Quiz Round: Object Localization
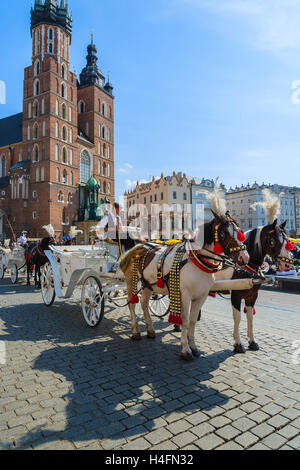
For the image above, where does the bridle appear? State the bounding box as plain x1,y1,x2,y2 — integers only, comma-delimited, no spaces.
264,226,294,266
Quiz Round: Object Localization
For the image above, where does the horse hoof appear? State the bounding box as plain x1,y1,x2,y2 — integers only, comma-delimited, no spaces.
191,348,200,358
147,332,156,339
249,341,260,351
131,333,142,341
180,352,194,361
234,343,246,354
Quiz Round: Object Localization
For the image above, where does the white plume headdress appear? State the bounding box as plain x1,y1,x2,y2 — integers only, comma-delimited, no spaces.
251,189,281,223
42,224,55,238
4,239,10,248
69,226,83,239
206,177,227,216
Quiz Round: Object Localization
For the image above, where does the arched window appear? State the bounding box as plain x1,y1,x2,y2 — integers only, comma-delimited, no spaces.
62,64,66,79
78,101,85,114
102,126,106,140
42,122,46,137
34,79,40,96
107,146,110,159
56,79,59,95
58,191,63,202
41,99,45,114
56,122,59,138
62,126,67,141
36,167,39,182
33,100,39,118
33,144,39,162
63,170,67,184
103,143,107,158
80,150,91,183
103,162,106,177
70,128,73,143
35,29,40,56
70,171,74,186
102,102,107,117
103,181,107,194
34,59,40,76
107,183,111,195
48,28,54,54
62,207,67,224
0,156,6,178
28,103,32,119
62,103,67,120
62,147,67,164
61,83,66,99
56,168,60,182
41,167,45,181
107,164,111,178
68,193,72,203
33,123,38,140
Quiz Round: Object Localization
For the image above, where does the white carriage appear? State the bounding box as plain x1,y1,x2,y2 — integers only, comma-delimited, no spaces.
41,243,170,327
0,245,26,284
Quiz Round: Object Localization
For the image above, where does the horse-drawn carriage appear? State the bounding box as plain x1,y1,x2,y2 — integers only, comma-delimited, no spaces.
0,245,27,284
40,242,171,327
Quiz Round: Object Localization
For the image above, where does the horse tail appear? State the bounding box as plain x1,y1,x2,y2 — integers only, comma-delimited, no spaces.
119,244,147,273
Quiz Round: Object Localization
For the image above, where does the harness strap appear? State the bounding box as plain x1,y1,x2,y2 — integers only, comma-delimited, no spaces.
188,243,221,274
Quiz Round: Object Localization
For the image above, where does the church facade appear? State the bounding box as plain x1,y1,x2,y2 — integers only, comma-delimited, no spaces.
0,0,115,241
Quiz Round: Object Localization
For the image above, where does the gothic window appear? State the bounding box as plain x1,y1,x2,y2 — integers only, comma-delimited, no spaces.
103,144,107,158
0,156,5,178
107,146,110,159
42,144,45,160
98,161,101,175
62,64,66,80
98,100,101,112
36,167,39,182
27,148,31,160
33,144,39,162
35,29,40,56
109,106,112,119
107,164,110,178
62,103,67,120
56,168,60,182
109,129,112,142
70,171,74,186
80,150,91,183
41,99,45,114
42,122,46,137
69,107,72,122
78,101,85,114
62,170,67,184
33,100,39,118
34,79,40,96
70,149,73,165
62,147,67,164
27,125,30,140
103,162,106,177
62,207,68,224
34,59,40,76
28,103,32,119
55,144,59,161
41,167,45,181
58,191,63,202
102,126,106,140
61,83,66,99
70,128,73,143
62,126,67,142
102,103,107,117
56,122,59,138
48,28,54,54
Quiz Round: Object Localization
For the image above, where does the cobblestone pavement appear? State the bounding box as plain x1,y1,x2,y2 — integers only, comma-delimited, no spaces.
0,276,300,450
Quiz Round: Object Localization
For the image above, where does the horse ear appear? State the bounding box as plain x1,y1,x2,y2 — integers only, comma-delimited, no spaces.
280,220,287,230
272,219,278,228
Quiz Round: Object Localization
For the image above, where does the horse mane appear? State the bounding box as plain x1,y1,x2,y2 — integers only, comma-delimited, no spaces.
205,177,227,216
245,228,258,256
251,189,281,223
42,224,55,238
203,221,214,246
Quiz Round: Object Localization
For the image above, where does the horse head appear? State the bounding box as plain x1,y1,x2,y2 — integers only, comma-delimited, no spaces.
259,220,294,271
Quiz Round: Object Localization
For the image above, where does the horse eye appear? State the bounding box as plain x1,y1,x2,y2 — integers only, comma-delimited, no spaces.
219,232,225,240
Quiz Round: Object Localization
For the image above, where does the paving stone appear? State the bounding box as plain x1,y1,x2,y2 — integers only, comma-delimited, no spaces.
195,433,225,450
172,431,196,448
216,425,241,441
252,423,274,439
235,432,259,448
278,425,300,440
262,434,287,450
146,428,173,445
123,438,151,450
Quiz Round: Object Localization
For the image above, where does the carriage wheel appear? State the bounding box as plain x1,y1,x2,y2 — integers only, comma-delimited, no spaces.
0,263,5,280
149,294,170,318
11,264,18,284
81,277,105,328
41,263,56,307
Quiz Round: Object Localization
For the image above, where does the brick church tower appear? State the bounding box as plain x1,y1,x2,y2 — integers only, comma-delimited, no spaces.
0,0,115,241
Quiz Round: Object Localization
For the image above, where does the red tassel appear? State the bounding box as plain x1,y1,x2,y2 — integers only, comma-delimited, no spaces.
285,241,294,251
30,265,34,271
168,313,175,324
209,292,216,298
168,313,182,325
244,306,256,316
131,295,139,305
237,231,246,242
156,278,165,289
213,243,223,254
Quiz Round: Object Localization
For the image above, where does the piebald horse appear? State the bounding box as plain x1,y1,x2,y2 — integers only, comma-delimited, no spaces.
214,189,294,353
120,211,250,360
26,225,55,287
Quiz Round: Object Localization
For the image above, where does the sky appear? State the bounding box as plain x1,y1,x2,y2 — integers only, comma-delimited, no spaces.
1,0,300,199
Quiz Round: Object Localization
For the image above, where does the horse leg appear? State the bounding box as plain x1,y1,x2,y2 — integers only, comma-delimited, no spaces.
124,271,141,341
231,293,245,353
245,306,259,351
140,288,155,339
180,296,193,361
27,264,30,286
188,298,206,357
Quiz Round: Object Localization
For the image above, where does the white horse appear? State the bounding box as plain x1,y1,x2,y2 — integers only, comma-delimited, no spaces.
120,207,250,360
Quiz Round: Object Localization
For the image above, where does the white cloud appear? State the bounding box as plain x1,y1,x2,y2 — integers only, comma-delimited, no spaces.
119,163,134,174
178,0,300,52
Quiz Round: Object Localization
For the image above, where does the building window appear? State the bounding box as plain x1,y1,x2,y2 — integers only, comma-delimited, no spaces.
62,147,67,164
173,191,177,200
41,167,45,181
56,168,60,182
70,171,74,186
35,29,40,56
42,144,45,160
70,149,73,165
62,170,67,184
78,101,85,114
41,99,45,114
34,79,40,96
0,156,6,178
103,162,107,177
34,59,40,76
32,211,37,220
102,102,107,117
80,150,91,183
56,122,59,138
35,168,39,182
33,100,39,118
61,83,66,99
62,126,67,142
42,121,46,137
33,145,39,162
102,126,106,140
103,143,107,158
58,191,63,202
68,193,72,204
62,34,67,60
28,103,32,119
62,103,67,120
69,107,72,122
183,193,187,201
48,28,54,54
55,144,59,161
70,128,73,143
62,64,66,79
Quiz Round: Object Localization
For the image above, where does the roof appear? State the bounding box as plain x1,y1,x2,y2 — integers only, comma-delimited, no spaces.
10,160,30,171
0,176,10,189
0,113,23,148
77,128,94,145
